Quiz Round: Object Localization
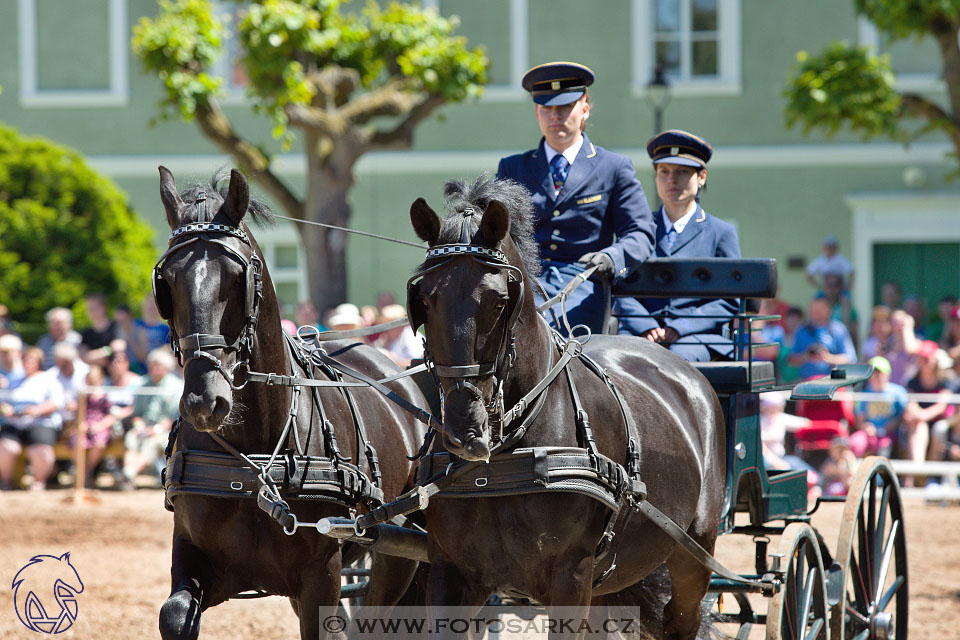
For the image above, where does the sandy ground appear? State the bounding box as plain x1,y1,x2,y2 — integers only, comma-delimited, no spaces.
0,488,957,639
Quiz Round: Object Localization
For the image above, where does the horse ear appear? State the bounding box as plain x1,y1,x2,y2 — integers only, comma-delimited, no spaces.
158,166,184,229
222,169,250,226
480,200,510,245
410,198,441,244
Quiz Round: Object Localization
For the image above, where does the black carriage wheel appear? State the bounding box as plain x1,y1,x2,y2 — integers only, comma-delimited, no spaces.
766,523,830,640
831,457,908,640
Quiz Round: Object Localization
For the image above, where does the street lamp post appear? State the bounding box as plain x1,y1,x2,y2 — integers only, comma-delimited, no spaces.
646,66,672,135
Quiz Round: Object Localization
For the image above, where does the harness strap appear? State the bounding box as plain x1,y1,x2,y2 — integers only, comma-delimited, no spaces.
536,263,600,313
315,351,442,429
434,363,497,378
299,316,410,342
500,338,581,430
637,501,770,590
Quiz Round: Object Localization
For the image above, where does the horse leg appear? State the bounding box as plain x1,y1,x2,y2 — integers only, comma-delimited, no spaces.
543,554,595,640
298,552,343,640
662,541,714,640
426,560,489,639
160,537,212,640
362,553,419,608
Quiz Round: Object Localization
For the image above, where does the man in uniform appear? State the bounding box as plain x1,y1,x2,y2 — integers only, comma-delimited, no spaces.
496,61,655,334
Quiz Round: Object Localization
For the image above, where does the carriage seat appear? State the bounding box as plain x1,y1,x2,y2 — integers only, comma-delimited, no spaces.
692,360,775,393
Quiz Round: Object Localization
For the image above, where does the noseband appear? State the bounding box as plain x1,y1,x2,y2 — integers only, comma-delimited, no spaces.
153,221,264,389
407,240,525,437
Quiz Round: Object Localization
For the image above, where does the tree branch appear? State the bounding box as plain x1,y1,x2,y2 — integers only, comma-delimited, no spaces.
900,93,960,151
338,79,418,126
195,97,303,219
360,94,446,151
284,103,347,136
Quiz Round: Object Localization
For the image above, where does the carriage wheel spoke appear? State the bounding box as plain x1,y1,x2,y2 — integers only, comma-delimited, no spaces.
804,618,824,640
798,567,816,633
850,629,870,640
877,575,906,612
875,519,899,599
866,486,877,591
848,545,869,611
845,604,870,626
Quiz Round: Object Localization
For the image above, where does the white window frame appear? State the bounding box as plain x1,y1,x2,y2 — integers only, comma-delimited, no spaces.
255,224,309,315
18,0,128,107
858,18,943,93
421,0,528,102
631,0,741,98
211,1,251,106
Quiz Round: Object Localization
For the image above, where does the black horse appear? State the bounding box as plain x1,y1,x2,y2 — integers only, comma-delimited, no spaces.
408,176,726,639
155,167,426,639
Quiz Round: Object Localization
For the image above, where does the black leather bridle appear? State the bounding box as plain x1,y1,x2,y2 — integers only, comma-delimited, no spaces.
407,239,525,437
153,220,263,389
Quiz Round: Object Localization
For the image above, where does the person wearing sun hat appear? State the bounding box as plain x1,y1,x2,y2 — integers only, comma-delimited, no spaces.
496,61,655,335
616,129,741,362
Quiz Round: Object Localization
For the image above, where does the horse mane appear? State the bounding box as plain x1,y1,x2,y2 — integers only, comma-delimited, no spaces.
441,175,541,278
178,169,275,227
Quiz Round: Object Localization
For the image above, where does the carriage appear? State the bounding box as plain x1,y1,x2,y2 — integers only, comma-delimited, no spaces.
156,169,906,640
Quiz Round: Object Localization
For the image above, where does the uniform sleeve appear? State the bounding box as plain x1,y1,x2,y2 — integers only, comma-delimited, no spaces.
600,156,655,282
664,222,742,337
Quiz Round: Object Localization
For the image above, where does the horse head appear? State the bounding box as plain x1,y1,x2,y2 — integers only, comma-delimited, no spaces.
154,166,274,432
408,177,540,461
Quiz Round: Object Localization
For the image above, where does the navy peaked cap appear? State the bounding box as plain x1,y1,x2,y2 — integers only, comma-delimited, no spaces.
522,61,595,106
647,129,713,168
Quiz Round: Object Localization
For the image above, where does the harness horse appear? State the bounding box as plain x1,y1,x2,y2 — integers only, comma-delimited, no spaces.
399,177,727,639
153,167,427,640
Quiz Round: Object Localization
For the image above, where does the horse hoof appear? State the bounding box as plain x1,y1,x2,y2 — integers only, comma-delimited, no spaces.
159,589,201,640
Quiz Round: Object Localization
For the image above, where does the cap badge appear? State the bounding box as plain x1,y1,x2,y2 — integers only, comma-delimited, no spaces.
670,146,679,155
551,81,560,90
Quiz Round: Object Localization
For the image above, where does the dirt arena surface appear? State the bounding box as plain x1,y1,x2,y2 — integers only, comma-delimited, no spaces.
0,489,957,639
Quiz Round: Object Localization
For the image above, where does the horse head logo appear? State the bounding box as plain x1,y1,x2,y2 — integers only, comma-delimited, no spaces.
12,553,84,634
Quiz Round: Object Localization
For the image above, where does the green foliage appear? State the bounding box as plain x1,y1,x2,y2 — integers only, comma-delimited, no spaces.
783,42,905,140
132,0,226,120
856,0,960,40
132,0,487,135
0,125,156,341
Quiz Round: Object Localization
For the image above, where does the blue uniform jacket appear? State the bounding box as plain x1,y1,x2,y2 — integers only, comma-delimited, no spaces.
619,204,741,352
496,134,655,282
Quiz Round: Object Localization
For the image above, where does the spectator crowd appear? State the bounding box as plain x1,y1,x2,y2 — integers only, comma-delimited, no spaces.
1,236,958,498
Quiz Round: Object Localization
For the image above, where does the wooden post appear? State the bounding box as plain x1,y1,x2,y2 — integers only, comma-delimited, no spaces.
63,390,100,504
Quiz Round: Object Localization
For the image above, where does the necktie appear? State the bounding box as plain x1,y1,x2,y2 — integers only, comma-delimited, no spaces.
551,154,570,194
665,227,678,252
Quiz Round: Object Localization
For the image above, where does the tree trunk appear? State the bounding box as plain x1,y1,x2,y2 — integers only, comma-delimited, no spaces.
302,132,359,313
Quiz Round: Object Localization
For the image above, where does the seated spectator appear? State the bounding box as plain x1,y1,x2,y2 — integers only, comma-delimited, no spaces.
885,309,920,386
68,365,130,488
106,340,140,406
36,307,82,370
850,356,906,458
0,334,26,390
901,341,955,468
805,235,854,290
929,295,958,344
374,304,424,368
79,293,122,367
903,296,928,340
121,349,182,488
789,297,857,381
861,305,893,361
295,300,325,331
778,306,805,384
360,305,379,328
326,304,364,333
129,295,170,375
941,304,960,362
760,392,817,478
817,272,858,347
819,436,859,496
881,281,902,311
0,304,13,336
50,342,91,430
114,304,135,343
0,347,64,490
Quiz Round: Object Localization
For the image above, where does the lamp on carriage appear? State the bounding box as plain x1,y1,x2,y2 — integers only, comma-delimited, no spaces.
646,66,671,134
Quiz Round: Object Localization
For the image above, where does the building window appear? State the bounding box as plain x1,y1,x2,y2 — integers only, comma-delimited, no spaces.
18,0,128,107
255,228,309,319
858,19,942,93
212,2,250,102
632,0,741,97
421,0,528,100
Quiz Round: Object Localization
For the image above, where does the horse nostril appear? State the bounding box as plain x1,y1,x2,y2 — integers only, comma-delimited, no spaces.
211,396,231,422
